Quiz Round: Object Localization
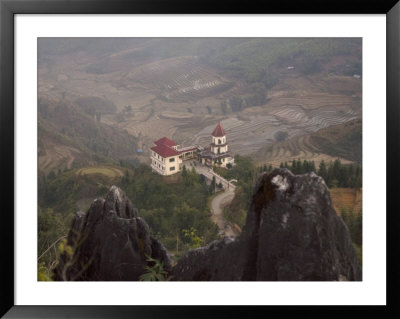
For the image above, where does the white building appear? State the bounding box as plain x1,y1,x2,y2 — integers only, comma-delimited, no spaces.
150,137,198,176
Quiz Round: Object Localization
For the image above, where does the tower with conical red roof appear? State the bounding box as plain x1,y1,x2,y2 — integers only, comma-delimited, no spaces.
199,122,234,168
211,122,228,155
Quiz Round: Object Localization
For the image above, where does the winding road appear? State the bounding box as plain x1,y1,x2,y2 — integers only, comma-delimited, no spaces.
210,189,238,237
184,162,240,237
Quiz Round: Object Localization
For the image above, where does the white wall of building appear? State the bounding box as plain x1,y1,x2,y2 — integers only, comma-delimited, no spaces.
151,151,181,176
212,136,226,145
212,135,228,155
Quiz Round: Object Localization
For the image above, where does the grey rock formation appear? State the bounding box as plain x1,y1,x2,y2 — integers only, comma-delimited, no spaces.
241,169,361,281
172,169,361,281
55,169,361,281
171,236,244,281
54,186,172,281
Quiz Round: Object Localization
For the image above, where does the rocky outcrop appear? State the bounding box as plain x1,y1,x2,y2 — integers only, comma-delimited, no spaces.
171,236,244,281
172,169,361,281
53,186,172,281
55,168,361,281
241,169,361,281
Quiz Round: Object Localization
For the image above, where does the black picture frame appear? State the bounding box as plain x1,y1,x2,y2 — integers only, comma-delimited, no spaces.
1,0,399,318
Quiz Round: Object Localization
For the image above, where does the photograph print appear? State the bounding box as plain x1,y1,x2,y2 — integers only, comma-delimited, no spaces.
37,38,362,281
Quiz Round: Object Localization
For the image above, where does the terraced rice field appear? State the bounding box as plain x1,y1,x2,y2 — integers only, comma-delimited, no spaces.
126,56,233,102
38,144,82,172
272,106,359,129
76,166,124,178
187,103,360,157
268,93,358,110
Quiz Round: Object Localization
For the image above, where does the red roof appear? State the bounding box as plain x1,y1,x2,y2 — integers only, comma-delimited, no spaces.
151,144,180,158
154,137,177,147
212,122,226,137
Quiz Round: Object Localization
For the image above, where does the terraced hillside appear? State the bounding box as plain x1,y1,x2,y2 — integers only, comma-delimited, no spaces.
185,109,360,159
252,119,362,167
38,38,362,171
125,56,234,102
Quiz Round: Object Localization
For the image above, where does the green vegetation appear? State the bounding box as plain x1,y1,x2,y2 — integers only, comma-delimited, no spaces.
76,166,123,178
341,209,362,267
119,164,219,254
182,227,204,249
37,206,70,278
279,159,362,189
341,209,362,247
38,163,220,278
223,187,247,229
74,96,117,116
139,256,169,281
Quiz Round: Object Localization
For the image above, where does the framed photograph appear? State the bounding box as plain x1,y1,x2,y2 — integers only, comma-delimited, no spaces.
1,0,399,318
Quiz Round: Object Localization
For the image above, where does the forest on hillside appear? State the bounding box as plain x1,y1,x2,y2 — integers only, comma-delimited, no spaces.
38,155,362,280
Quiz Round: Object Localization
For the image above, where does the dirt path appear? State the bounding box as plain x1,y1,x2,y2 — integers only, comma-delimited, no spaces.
210,190,238,237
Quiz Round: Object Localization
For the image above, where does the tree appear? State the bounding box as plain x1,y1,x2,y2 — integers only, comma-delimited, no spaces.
210,176,216,194
181,165,188,180
299,54,322,75
229,96,243,112
318,160,328,181
182,227,204,249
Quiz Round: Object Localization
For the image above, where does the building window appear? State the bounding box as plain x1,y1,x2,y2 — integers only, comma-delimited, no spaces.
162,166,165,171
218,139,221,144
170,166,175,171
169,158,175,162
222,158,225,162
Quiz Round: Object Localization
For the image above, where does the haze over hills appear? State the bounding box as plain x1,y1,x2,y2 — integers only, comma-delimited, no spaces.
38,38,363,279
38,38,362,173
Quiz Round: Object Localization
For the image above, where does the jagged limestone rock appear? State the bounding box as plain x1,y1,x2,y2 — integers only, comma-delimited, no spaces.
55,169,361,281
173,169,361,281
241,169,361,281
171,236,244,281
54,186,172,281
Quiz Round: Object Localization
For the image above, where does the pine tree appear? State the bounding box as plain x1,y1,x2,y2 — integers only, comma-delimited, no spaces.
318,160,328,181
